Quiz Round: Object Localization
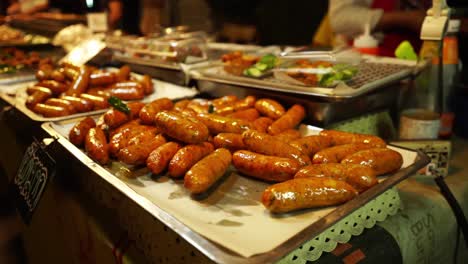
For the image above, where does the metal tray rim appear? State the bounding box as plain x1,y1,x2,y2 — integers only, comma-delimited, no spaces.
41,120,430,264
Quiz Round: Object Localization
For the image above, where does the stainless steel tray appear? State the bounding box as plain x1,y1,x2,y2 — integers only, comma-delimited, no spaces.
0,71,35,85
41,119,429,264
191,61,413,101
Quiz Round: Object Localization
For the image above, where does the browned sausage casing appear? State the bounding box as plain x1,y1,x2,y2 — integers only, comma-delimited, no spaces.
341,148,403,175
116,65,131,82
85,127,109,165
45,98,76,114
139,98,174,124
184,148,232,194
80,93,109,110
213,133,245,151
232,150,300,182
212,95,238,108
214,95,256,115
32,103,71,117
65,67,91,96
69,117,96,147
109,122,148,155
116,133,167,165
26,88,52,109
312,143,375,164
103,102,145,129
242,130,311,166
227,108,260,122
154,111,209,144
90,72,116,86
294,164,378,193
197,113,253,134
273,129,302,143
37,80,69,95
140,75,154,95
261,177,358,213
252,117,273,133
289,135,332,157
173,99,190,112
254,98,285,119
26,86,51,95
267,104,306,135
61,96,94,112
146,142,182,175
319,130,386,147
168,142,214,178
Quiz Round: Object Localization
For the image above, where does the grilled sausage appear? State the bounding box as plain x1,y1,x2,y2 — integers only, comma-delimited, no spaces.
184,148,232,194
212,95,238,108
116,133,166,165
116,65,131,82
227,108,260,122
173,99,190,112
147,142,182,175
35,68,52,81
312,143,375,164
139,98,174,124
267,104,306,135
341,148,403,175
294,164,378,193
154,111,209,144
232,150,300,182
103,102,143,129
214,95,256,115
186,99,209,114
139,75,154,95
109,86,145,100
50,70,66,82
36,80,68,95
242,130,310,166
213,133,245,151
26,88,52,109
32,103,71,117
289,135,332,157
69,117,96,147
254,98,285,119
61,96,94,112
80,93,109,110
252,117,274,133
65,67,91,96
26,86,51,95
261,177,358,213
109,122,148,156
168,142,214,178
85,127,109,165
197,113,253,134
319,130,386,147
59,67,79,80
273,129,302,143
90,72,116,86
45,98,76,114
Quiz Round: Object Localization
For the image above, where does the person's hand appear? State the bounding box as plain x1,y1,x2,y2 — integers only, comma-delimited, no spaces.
7,3,21,15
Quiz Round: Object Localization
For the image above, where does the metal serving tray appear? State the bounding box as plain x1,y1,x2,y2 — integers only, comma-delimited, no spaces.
0,76,198,122
0,71,35,85
191,61,413,101
41,119,429,264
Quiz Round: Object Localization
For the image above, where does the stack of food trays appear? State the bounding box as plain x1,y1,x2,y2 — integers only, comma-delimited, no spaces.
0,63,198,122
0,25,50,47
190,51,415,125
41,95,429,262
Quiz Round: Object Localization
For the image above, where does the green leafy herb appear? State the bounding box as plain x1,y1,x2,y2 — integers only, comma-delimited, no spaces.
108,96,130,114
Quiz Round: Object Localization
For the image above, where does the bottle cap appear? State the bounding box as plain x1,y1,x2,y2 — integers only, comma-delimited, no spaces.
447,19,461,34
353,23,378,48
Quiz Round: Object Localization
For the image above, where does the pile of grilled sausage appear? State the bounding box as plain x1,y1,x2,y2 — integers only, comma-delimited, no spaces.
26,64,153,117
68,95,403,214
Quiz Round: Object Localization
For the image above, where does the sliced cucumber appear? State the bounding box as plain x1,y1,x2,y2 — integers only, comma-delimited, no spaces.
245,67,263,77
254,62,268,71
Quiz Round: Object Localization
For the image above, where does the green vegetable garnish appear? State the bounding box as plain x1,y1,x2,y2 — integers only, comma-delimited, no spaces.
108,96,130,114
243,54,278,78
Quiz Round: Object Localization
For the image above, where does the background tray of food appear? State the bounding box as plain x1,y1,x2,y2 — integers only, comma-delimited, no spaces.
0,25,51,47
190,59,413,100
41,95,428,263
0,65,198,122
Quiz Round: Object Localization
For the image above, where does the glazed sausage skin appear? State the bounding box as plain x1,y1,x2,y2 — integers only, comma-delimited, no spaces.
232,150,300,182
261,177,358,213
85,127,109,165
90,72,116,86
45,98,76,114
227,108,260,122
69,117,96,147
312,143,375,164
294,164,378,193
254,98,285,119
103,102,145,129
80,93,109,110
213,133,245,152
212,95,238,108
184,148,232,194
289,135,332,157
154,111,209,144
65,67,91,96
140,75,154,95
36,80,68,95
116,65,131,82
267,104,306,135
252,117,273,133
26,88,52,109
173,99,190,112
116,133,167,165
341,148,403,175
214,95,256,115
139,98,174,124
168,142,214,178
61,96,94,112
32,103,70,117
197,113,253,135
273,129,302,143
319,130,386,147
146,142,182,175
242,130,311,166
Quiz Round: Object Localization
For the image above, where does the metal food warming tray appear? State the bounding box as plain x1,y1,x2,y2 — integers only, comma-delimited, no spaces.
41,119,429,264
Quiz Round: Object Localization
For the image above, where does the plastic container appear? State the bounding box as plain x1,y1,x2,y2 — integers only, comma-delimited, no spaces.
353,24,379,55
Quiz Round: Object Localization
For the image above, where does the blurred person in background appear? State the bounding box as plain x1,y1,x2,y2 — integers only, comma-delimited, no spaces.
329,0,432,56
